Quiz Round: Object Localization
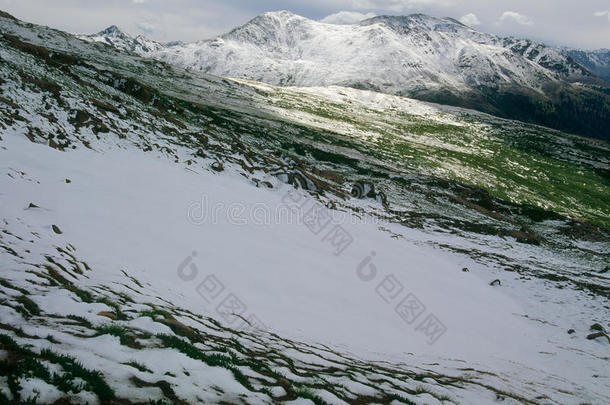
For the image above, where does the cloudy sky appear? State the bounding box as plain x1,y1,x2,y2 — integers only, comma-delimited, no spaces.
1,0,609,49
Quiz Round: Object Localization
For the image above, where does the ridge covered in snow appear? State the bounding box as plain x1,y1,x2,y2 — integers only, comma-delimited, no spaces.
151,11,590,89
79,25,165,55
82,10,610,140
564,48,610,82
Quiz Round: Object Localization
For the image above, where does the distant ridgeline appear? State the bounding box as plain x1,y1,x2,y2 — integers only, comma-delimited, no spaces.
409,79,610,142
85,12,610,140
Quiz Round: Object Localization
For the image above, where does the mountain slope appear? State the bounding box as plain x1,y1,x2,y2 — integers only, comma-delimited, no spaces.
79,25,165,54
564,48,610,83
101,10,610,140
1,10,609,404
152,11,591,88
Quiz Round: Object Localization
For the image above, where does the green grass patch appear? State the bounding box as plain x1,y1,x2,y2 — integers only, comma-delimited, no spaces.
97,323,141,349
295,387,330,405
95,297,125,319
140,309,172,319
66,314,93,328
0,333,114,401
122,361,153,373
156,333,254,391
0,278,30,295
16,295,40,316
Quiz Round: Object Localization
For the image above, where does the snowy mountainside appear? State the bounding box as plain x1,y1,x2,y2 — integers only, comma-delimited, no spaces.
1,10,609,404
151,11,582,89
564,48,610,82
110,10,610,140
79,25,165,55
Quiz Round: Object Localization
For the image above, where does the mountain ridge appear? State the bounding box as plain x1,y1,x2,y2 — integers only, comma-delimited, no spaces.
79,24,165,55
564,48,610,82
82,10,610,140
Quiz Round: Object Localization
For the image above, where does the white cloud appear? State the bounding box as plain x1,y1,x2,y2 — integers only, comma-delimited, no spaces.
320,11,376,24
350,0,450,13
136,21,157,34
459,13,481,26
499,11,533,26
594,10,610,21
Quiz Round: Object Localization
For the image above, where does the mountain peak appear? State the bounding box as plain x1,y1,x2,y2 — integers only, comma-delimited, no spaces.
242,10,306,27
360,13,468,33
363,13,442,23
82,25,164,54
222,10,310,44
259,10,301,21
97,25,129,38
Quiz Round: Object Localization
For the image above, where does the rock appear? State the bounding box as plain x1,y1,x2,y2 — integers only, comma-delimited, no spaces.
211,161,224,172
567,329,575,334
312,168,344,184
159,317,197,340
351,181,376,199
586,332,610,342
490,279,501,286
89,98,120,115
376,191,389,208
590,323,605,332
462,267,470,272
24,132,36,143
97,311,118,320
51,225,62,234
65,179,71,183
350,181,387,207
508,228,543,246
27,203,39,209
48,138,60,149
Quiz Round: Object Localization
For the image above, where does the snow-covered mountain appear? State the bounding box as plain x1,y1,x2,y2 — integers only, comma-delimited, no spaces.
83,11,610,140
79,25,165,54
564,48,610,82
154,12,586,89
1,9,609,404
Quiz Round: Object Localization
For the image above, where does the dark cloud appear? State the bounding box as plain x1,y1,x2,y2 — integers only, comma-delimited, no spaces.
0,0,608,49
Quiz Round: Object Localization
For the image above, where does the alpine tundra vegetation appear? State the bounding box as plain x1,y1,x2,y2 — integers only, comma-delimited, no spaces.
0,7,608,405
